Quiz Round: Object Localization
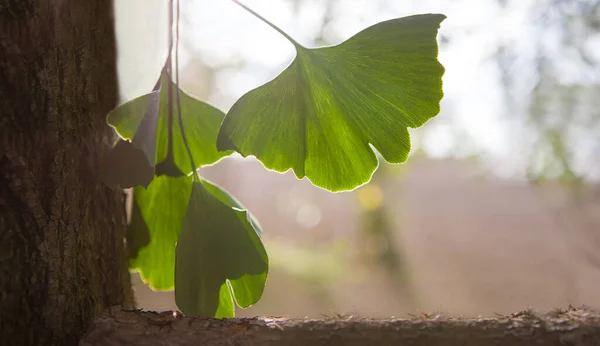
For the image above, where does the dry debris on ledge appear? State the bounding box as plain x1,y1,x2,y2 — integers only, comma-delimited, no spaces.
80,305,600,346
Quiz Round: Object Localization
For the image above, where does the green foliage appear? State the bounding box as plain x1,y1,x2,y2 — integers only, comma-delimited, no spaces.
218,14,446,191
101,68,230,188
99,139,155,189
175,180,268,318
100,1,445,318
128,175,192,290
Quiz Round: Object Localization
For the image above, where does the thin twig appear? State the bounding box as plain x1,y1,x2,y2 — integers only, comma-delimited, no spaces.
174,0,199,180
231,0,303,50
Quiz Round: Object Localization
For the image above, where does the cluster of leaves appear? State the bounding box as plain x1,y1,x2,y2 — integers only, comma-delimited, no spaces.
100,1,446,318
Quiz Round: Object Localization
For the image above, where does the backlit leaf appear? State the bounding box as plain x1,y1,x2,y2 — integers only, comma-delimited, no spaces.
175,180,268,318
218,14,445,192
128,175,192,290
100,67,231,188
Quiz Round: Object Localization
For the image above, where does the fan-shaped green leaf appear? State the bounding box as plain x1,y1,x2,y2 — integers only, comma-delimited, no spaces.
128,175,192,290
101,67,231,188
217,14,446,192
175,180,268,318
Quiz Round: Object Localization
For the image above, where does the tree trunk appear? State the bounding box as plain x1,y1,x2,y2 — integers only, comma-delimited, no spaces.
0,1,131,345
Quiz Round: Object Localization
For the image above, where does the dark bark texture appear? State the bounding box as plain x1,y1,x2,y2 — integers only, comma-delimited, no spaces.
0,1,131,345
82,306,600,346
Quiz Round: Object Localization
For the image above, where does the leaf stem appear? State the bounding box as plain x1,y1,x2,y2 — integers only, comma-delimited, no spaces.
173,0,200,181
231,0,303,50
164,0,176,169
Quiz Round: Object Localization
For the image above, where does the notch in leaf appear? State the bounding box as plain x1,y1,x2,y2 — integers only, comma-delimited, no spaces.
218,4,446,192
100,65,232,189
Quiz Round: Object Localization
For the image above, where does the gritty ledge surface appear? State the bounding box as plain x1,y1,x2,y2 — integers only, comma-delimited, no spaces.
79,305,600,346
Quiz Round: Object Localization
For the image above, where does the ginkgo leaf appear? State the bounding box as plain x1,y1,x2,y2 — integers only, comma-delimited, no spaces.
128,175,192,290
99,139,155,189
175,180,268,318
101,66,231,188
201,177,263,236
217,14,446,192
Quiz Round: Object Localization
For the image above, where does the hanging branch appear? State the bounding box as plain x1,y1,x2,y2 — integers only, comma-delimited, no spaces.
173,0,199,180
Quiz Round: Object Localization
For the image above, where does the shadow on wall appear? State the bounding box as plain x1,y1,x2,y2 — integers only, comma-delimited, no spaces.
132,157,600,317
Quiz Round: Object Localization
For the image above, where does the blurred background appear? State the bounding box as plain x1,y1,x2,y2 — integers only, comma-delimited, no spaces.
115,0,600,317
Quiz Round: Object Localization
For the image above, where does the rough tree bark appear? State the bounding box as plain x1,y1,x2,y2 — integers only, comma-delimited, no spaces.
0,1,131,345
